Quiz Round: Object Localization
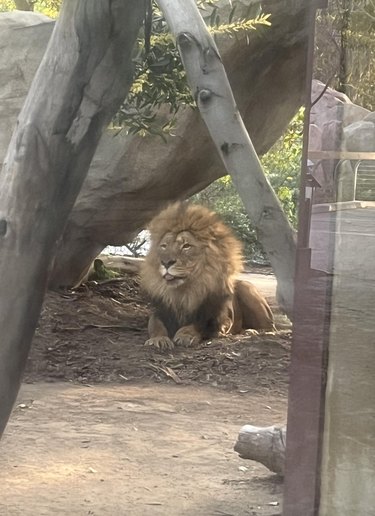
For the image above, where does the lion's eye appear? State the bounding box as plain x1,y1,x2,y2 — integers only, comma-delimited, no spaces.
160,243,167,250
182,243,191,250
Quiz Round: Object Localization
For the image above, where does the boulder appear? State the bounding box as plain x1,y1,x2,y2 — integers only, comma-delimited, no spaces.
0,7,310,287
319,119,344,202
343,120,375,152
0,12,53,164
308,124,322,152
309,80,373,203
310,80,369,129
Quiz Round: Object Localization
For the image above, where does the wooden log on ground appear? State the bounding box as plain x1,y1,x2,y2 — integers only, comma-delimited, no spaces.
234,424,287,476
76,255,143,286
100,255,144,275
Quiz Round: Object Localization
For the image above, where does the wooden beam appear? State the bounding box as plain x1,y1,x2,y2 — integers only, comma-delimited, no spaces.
283,0,330,514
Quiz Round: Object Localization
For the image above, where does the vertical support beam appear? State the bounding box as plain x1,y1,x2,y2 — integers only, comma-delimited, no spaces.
283,1,332,515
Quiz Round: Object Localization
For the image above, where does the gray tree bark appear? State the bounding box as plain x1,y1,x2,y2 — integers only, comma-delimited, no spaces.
157,0,299,316
234,424,287,476
0,0,145,437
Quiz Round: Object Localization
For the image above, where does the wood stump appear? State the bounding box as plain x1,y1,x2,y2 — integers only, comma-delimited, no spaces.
234,424,286,476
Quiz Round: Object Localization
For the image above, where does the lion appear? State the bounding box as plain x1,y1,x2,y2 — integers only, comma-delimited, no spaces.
140,202,274,350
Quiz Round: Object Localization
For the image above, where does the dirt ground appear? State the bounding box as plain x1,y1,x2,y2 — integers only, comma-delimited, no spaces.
1,271,290,516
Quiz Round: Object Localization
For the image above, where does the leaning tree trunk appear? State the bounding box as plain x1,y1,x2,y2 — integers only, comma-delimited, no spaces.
157,0,298,317
0,0,145,437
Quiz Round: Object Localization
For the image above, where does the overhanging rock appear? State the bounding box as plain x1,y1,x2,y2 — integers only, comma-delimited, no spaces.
0,7,309,287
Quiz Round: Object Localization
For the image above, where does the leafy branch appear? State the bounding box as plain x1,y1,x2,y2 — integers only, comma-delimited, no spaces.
210,14,271,35
115,1,271,138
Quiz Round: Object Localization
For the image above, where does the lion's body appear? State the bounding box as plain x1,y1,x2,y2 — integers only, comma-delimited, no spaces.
141,202,274,350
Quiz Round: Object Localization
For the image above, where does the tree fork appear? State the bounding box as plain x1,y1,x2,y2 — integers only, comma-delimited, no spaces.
0,0,146,437
157,0,298,317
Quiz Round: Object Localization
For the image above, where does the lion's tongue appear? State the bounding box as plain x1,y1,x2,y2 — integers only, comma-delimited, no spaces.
164,273,175,281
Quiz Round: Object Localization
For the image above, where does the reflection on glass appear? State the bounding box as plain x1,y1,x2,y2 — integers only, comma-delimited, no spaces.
284,2,375,515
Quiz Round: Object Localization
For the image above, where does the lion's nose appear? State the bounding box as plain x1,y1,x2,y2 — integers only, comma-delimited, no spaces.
162,260,176,268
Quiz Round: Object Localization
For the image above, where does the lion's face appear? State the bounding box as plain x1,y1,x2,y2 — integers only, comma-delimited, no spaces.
157,230,204,288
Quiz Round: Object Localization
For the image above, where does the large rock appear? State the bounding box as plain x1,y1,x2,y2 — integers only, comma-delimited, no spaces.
309,80,372,203
310,80,369,129
343,120,375,152
0,12,54,163
0,6,310,287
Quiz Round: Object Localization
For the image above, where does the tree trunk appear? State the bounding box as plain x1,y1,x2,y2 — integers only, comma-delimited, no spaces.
0,0,145,437
157,0,298,316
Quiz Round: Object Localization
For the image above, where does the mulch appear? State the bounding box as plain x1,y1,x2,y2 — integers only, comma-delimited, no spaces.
26,273,291,396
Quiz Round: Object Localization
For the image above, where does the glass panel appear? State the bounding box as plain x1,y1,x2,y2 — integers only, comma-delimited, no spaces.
309,2,375,514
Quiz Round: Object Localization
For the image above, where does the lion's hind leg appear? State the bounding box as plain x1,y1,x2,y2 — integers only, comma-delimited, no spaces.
234,280,275,332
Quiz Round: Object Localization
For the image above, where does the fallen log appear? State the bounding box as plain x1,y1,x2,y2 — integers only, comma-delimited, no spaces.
234,424,286,476
100,255,143,275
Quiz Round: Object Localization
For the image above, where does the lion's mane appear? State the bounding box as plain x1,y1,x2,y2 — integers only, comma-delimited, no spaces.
141,202,244,320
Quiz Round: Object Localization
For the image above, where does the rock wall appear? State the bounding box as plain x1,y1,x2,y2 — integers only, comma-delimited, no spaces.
0,6,310,287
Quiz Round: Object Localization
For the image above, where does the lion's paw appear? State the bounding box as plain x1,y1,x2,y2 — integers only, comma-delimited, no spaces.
173,332,200,348
244,329,259,336
144,336,174,351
